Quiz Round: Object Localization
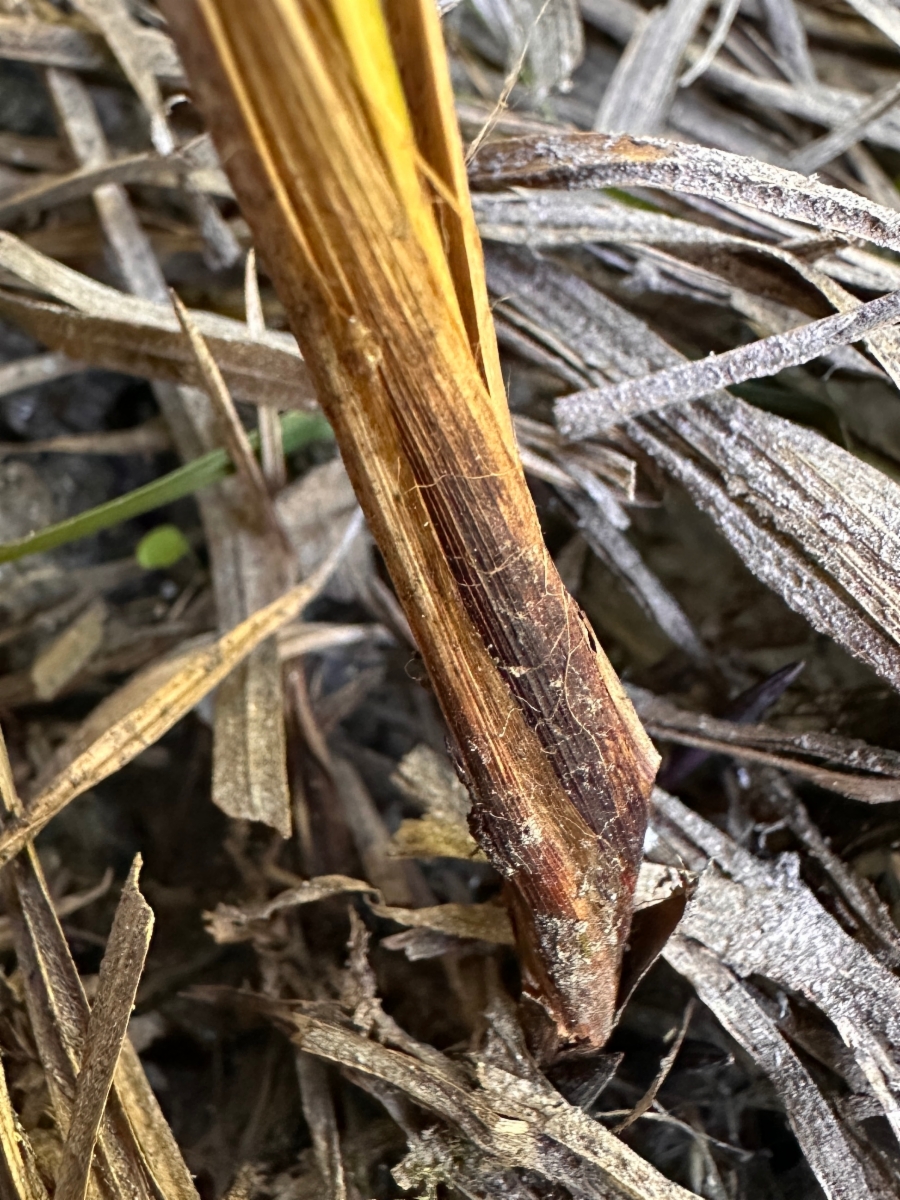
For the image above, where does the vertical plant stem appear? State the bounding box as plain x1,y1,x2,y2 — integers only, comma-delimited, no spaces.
161,0,658,1049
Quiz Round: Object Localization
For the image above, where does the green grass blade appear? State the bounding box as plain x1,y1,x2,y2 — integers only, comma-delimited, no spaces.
0,410,333,565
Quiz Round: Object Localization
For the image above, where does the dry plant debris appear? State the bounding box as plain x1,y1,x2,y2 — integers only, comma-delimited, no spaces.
1,0,900,1197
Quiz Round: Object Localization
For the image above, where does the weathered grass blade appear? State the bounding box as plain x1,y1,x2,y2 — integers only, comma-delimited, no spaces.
595,0,709,135
664,936,877,1200
287,1012,696,1200
0,724,198,1200
631,685,900,802
0,11,181,80
0,1052,48,1200
486,250,900,692
653,788,900,1142
55,859,154,1200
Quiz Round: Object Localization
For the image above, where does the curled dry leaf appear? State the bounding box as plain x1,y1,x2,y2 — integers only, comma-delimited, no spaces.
469,133,900,250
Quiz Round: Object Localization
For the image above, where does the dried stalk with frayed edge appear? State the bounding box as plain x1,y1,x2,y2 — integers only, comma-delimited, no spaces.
160,0,658,1050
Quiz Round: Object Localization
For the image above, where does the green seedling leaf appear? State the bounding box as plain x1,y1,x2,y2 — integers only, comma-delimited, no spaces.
0,410,332,566
136,524,190,570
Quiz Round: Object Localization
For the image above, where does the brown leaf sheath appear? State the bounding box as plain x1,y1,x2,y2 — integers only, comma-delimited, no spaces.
159,0,658,1049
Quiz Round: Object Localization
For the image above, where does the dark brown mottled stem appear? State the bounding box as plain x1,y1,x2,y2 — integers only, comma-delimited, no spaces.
160,0,658,1049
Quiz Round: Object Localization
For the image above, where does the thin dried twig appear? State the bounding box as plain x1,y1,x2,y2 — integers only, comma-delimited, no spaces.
613,999,696,1132
170,289,281,532
631,686,900,803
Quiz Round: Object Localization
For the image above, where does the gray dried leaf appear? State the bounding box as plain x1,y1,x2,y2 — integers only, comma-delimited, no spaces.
616,243,884,379
484,249,900,692
485,246,669,385
465,0,584,93
628,399,900,691
170,290,282,533
581,0,900,155
555,289,900,436
0,131,71,173
758,0,815,84
474,189,751,249
213,637,291,835
277,621,391,664
653,789,900,1137
245,249,286,491
790,79,900,176
44,65,299,842
0,148,227,227
613,999,695,1132
515,412,639,500
664,935,877,1200
0,237,315,410
469,133,900,249
0,416,170,458
70,0,239,267
205,874,377,944
482,208,892,382
595,0,710,135
572,496,710,663
0,350,82,401
0,10,182,80
841,0,900,53
768,777,900,967
678,0,740,87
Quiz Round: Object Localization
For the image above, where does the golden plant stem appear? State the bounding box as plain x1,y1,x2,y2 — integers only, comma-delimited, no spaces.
161,0,658,1049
